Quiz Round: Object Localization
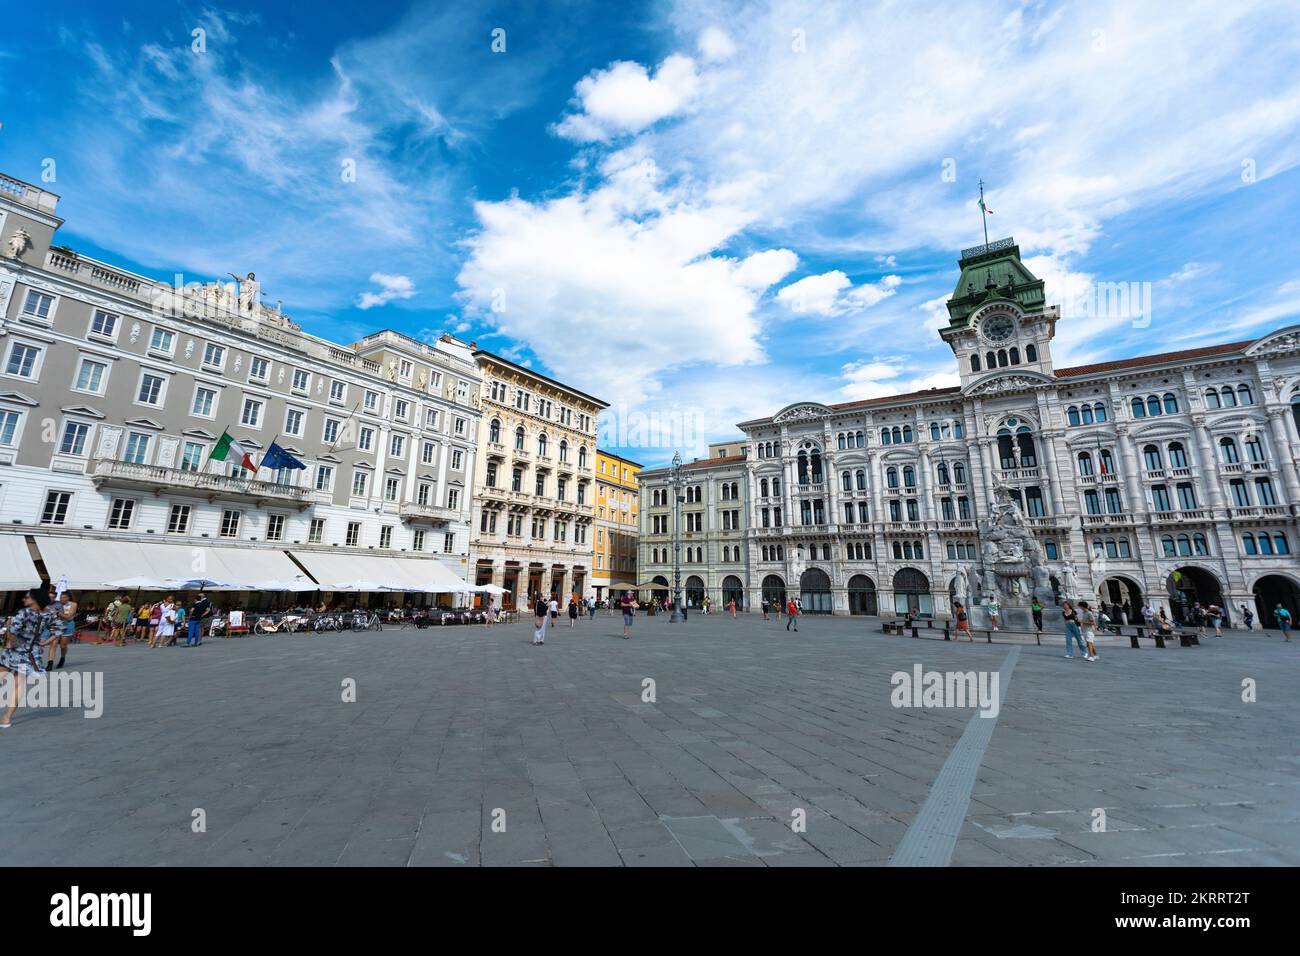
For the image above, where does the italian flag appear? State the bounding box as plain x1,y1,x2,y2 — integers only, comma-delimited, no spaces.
210,430,256,472
979,198,994,215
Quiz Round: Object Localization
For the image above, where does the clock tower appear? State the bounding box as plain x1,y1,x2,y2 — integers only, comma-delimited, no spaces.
938,236,1058,389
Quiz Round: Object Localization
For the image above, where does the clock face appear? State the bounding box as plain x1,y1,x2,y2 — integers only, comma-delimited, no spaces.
983,314,1015,342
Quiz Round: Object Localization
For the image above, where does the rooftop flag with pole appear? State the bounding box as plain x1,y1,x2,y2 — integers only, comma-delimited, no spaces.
210,429,256,472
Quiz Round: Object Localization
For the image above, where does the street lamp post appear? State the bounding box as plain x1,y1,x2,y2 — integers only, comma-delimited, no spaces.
670,451,684,623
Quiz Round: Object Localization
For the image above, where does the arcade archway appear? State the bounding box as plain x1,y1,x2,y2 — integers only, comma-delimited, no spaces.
761,574,787,609
1097,575,1143,623
847,574,877,615
1167,566,1224,624
721,575,745,610
893,568,932,615
1253,574,1300,630
800,568,833,614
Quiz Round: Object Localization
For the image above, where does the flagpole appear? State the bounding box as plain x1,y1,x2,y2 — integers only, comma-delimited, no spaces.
207,422,236,472
979,179,989,248
261,434,281,471
327,399,363,456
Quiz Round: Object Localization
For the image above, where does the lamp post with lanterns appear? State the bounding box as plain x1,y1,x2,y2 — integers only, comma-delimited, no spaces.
670,451,685,623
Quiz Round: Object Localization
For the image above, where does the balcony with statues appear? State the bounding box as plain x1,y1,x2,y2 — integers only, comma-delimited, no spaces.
91,458,312,508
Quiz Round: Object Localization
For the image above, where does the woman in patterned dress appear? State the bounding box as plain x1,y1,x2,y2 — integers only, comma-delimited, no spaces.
1,588,59,728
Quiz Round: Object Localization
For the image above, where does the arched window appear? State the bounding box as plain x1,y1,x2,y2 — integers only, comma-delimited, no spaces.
886,467,899,488
1143,444,1162,471
937,462,950,485
1067,406,1081,426
1168,442,1188,468
1081,405,1094,425
760,478,770,497
970,354,981,373
1259,534,1274,555
514,426,526,450
997,349,1008,367
881,428,891,445
855,469,866,490
1161,534,1176,557
953,462,967,484
558,439,568,462
1245,434,1265,462
1193,533,1209,555
930,423,941,441
537,434,548,457
1177,533,1192,556
1221,386,1236,408
1099,449,1116,475
578,446,587,467
1242,533,1257,555
902,465,916,487
1117,538,1132,558
1131,397,1147,418
489,418,501,443
1205,389,1221,409
1274,532,1290,554
1094,403,1107,422
1016,426,1037,467
855,431,865,447
772,477,780,495
902,426,913,443
841,471,852,492
1219,437,1240,464
1147,395,1161,417
986,351,996,370
1238,384,1253,405
1025,343,1038,362
1163,393,1179,414
997,429,1016,469
1078,452,1093,476
1009,346,1020,365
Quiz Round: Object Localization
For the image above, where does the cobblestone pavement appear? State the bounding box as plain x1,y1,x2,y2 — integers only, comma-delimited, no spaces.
2,613,1296,866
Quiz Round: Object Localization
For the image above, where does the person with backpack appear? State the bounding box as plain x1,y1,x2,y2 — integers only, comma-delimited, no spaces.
953,601,973,642
532,594,548,645
1241,604,1254,631
785,597,799,632
1207,604,1224,638
1275,604,1292,641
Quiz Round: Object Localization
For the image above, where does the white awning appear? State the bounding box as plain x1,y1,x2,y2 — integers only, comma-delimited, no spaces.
32,536,309,591
0,534,40,591
289,551,472,593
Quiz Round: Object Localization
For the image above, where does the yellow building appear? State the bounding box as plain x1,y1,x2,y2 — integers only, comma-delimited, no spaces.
592,450,641,602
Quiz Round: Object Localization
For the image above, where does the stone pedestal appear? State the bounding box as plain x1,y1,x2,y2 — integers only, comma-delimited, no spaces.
969,605,1063,631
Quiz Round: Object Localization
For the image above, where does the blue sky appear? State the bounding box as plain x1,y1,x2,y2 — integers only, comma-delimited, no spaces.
3,0,1299,468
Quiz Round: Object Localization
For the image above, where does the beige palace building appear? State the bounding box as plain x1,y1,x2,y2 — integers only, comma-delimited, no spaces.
466,345,607,608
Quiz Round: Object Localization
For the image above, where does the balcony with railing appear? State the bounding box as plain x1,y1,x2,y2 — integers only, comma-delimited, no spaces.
91,459,312,507
1081,512,1135,527
1227,504,1292,521
398,501,460,524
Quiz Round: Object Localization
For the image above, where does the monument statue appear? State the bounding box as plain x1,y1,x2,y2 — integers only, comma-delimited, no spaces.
966,479,1061,629
227,272,261,313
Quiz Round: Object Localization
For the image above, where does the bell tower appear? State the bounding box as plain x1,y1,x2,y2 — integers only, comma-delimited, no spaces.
938,236,1058,388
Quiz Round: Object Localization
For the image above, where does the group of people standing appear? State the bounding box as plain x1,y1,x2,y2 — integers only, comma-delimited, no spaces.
102,591,212,647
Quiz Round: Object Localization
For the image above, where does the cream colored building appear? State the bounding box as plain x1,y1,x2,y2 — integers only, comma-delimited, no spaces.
466,345,607,609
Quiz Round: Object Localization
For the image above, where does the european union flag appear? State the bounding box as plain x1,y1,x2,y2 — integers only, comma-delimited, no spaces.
260,442,306,472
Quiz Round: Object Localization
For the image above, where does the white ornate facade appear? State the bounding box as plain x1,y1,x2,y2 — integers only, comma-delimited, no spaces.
639,238,1300,625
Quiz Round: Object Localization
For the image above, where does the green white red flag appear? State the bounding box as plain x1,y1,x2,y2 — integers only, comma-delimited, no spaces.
210,430,256,471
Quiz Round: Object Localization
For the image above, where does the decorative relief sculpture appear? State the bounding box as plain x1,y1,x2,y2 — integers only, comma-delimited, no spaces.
4,227,32,259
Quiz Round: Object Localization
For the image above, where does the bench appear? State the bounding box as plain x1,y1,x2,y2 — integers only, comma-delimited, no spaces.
1117,625,1198,648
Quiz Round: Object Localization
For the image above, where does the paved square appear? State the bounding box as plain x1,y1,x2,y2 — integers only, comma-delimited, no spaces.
2,614,1297,866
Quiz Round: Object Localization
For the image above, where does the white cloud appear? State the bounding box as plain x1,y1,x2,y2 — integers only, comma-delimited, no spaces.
776,271,901,315
698,27,737,63
555,54,700,142
356,273,416,309
838,356,959,401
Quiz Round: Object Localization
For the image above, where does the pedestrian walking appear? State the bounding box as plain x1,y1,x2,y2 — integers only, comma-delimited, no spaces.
761,597,769,621
987,599,1001,631
1190,602,1206,639
785,597,799,632
620,590,636,639
1207,604,1224,638
548,595,558,629
567,597,578,628
108,592,132,646
589,598,598,622
1078,600,1099,662
186,592,210,646
1241,604,1254,631
0,588,59,729
953,601,973,642
44,589,77,670
1275,604,1292,640
1141,603,1154,628
1061,600,1088,659
727,598,737,618
532,594,548,645
1030,598,1044,632
151,595,177,648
